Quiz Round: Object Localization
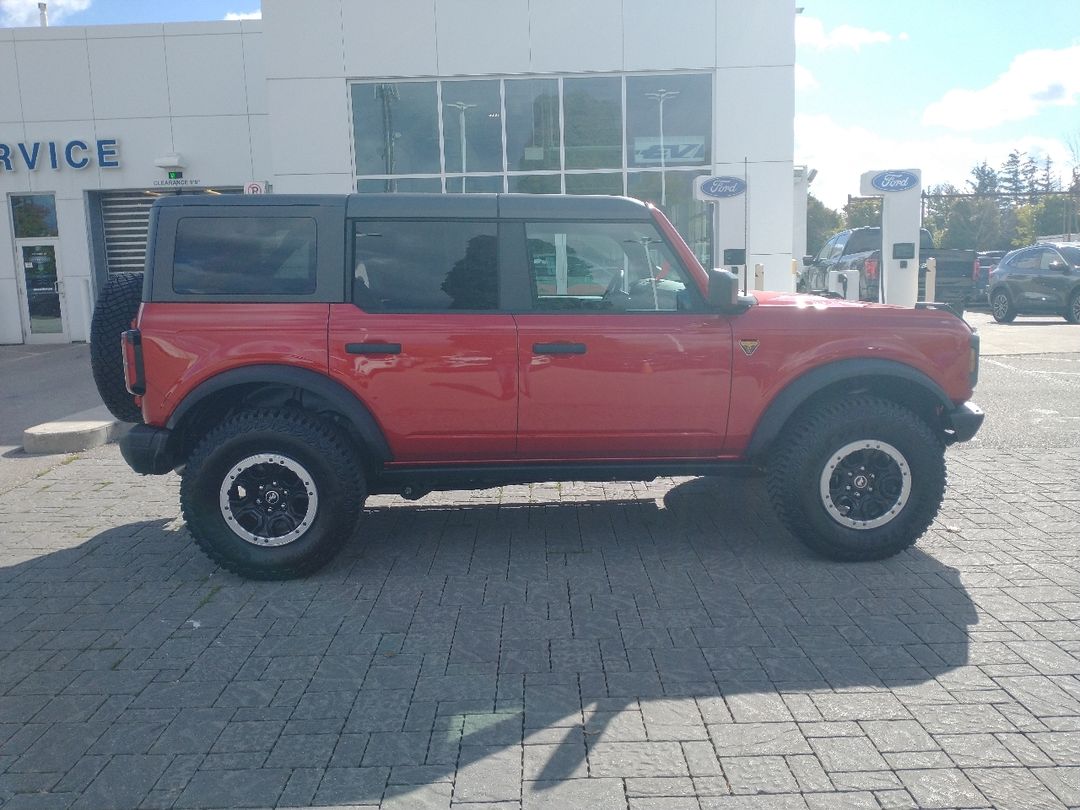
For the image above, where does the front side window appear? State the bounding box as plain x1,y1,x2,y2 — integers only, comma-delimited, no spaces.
352,220,498,311
525,221,698,312
172,217,317,295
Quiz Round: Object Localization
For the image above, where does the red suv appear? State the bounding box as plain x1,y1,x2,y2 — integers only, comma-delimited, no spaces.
91,194,983,579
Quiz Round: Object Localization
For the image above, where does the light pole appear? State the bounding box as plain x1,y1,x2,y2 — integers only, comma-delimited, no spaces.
445,101,477,192
644,89,679,206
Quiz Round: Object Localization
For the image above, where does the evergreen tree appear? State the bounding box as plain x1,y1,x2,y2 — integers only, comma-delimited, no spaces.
1041,156,1058,192
999,150,1025,201
967,162,998,195
1021,155,1040,202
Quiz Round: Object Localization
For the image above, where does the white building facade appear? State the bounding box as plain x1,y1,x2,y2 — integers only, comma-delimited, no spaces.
0,0,795,345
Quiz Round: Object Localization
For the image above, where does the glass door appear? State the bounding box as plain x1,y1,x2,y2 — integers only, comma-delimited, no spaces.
10,193,66,343
19,244,66,340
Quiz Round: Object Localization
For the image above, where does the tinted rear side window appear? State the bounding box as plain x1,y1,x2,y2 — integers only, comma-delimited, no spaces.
845,230,881,253
352,220,498,311
173,217,317,295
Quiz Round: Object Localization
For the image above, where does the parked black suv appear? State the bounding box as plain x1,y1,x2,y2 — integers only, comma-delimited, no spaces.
988,242,1080,323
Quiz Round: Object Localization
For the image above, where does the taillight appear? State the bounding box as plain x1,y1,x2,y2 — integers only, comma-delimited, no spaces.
122,329,145,396
972,259,980,281
865,257,878,280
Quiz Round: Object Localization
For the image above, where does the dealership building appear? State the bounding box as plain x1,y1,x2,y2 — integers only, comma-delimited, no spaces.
0,0,796,345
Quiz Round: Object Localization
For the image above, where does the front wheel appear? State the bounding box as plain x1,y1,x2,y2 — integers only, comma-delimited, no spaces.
991,289,1016,323
766,396,946,561
180,408,364,579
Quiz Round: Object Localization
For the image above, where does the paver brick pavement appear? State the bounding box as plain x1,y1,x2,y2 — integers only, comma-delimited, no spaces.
0,444,1079,807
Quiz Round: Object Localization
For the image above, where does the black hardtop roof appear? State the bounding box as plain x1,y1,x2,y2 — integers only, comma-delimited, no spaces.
152,193,654,221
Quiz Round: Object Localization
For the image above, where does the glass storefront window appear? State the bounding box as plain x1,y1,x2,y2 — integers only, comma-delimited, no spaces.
505,78,560,172
352,81,440,175
565,173,623,196
357,178,442,193
446,176,503,194
628,171,713,269
563,76,622,170
509,175,561,194
626,74,711,169
441,80,503,174
11,194,58,239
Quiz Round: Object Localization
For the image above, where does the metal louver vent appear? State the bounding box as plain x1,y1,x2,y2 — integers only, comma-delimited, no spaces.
101,192,155,273
101,189,243,274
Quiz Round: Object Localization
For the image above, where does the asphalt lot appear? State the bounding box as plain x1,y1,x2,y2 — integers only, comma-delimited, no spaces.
1,315,1079,809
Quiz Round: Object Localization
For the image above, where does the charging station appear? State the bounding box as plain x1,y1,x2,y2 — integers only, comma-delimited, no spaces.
859,168,922,307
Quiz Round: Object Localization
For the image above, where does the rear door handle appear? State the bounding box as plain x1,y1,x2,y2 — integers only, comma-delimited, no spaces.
533,342,586,355
346,342,401,355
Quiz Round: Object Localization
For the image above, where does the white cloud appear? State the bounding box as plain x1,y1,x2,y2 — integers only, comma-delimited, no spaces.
796,112,1071,209
224,10,261,21
795,64,819,92
923,44,1080,131
0,0,90,26
796,16,896,52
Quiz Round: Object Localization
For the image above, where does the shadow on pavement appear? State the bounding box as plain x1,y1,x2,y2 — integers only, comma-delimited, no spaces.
0,475,976,808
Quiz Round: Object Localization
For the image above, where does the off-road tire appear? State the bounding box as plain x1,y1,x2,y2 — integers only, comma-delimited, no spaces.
990,289,1017,323
89,271,144,423
766,396,946,561
180,408,364,579
1065,289,1080,324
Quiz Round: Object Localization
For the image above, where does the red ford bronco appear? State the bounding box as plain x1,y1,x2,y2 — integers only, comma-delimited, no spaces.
90,194,983,579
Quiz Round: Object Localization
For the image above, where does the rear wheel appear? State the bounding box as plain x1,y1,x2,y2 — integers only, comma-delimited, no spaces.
990,289,1016,323
1065,289,1080,324
180,408,364,579
766,396,945,561
89,272,144,423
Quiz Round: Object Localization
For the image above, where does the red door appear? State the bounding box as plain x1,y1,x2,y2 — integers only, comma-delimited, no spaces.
328,218,517,462
514,219,732,459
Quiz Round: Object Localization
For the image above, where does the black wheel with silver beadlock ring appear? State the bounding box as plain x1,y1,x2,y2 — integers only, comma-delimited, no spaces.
766,396,945,561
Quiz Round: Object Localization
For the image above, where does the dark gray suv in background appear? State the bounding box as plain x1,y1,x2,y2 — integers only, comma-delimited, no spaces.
989,242,1080,323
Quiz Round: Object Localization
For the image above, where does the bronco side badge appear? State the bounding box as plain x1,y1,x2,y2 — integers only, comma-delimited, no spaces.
739,339,760,357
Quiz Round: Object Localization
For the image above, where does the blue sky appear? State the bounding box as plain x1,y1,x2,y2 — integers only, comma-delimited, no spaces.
2,0,1077,209
796,0,1080,206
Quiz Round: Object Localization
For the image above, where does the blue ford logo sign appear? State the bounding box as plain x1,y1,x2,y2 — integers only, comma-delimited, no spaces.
871,170,918,193
699,176,746,198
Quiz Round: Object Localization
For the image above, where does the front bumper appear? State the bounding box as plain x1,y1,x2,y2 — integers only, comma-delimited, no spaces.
942,401,984,444
119,424,177,475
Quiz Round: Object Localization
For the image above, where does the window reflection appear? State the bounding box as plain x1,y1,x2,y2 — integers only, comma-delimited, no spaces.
11,194,59,239
626,74,711,168
352,82,440,176
442,80,502,174
563,76,622,170
505,78,560,171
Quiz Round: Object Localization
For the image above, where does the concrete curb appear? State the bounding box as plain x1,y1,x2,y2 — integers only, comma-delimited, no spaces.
22,405,131,455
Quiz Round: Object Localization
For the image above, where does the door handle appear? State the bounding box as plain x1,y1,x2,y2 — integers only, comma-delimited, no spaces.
346,342,401,355
533,342,586,355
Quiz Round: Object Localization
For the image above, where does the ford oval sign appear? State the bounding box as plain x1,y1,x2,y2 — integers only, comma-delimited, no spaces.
699,176,746,199
871,170,919,193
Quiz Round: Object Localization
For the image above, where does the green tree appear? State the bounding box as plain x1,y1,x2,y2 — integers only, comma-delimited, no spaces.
923,183,959,245
1013,203,1039,246
843,198,880,228
806,194,842,255
999,150,1025,201
1021,155,1040,202
940,196,1004,250
967,161,998,195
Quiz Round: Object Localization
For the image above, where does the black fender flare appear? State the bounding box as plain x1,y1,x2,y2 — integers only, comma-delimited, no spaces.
166,364,392,463
744,358,952,460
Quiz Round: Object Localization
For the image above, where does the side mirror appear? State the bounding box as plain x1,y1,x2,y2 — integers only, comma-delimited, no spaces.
802,255,814,267
707,269,740,312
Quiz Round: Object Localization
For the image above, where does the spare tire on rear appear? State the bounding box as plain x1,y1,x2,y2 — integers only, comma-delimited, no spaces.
90,272,144,424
